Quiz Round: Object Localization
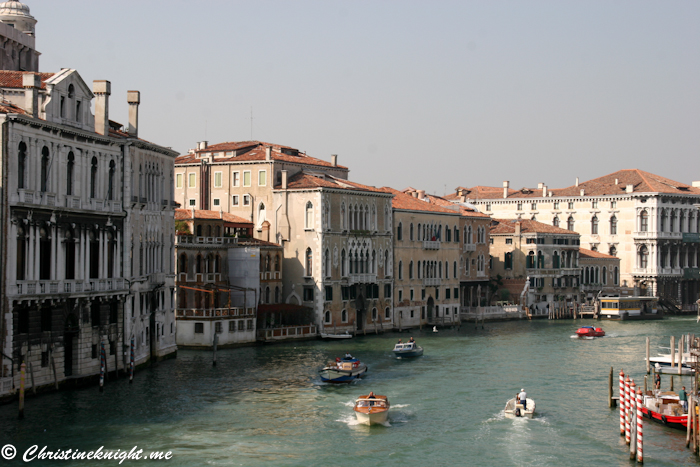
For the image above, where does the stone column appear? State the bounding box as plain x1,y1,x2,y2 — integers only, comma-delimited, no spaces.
33,223,40,280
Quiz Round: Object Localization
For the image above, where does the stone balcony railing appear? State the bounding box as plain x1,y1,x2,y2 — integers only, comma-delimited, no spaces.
423,277,441,286
349,273,377,285
633,231,683,241
259,325,317,341
175,236,239,246
175,307,256,318
10,278,127,296
463,243,476,252
14,190,122,213
423,240,440,250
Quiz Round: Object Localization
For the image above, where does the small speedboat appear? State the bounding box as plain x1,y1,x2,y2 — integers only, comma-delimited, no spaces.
320,331,353,339
392,342,423,358
319,355,367,383
575,326,605,338
353,393,390,425
504,398,536,419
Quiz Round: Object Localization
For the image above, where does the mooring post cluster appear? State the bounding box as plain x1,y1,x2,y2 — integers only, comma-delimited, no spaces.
618,369,643,463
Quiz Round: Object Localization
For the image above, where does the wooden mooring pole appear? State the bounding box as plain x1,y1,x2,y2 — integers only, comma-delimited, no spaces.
213,332,218,367
608,367,613,408
646,337,650,374
19,362,25,419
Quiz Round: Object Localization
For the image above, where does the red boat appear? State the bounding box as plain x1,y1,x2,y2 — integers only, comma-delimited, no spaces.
575,326,605,337
641,392,689,430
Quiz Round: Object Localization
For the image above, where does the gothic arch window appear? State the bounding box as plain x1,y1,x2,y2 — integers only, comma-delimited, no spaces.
591,215,598,235
453,261,457,278
275,254,280,272
639,210,649,232
90,156,98,198
341,202,346,230
41,147,50,192
305,202,314,229
305,248,313,276
409,261,413,279
325,248,331,278
397,222,403,241
398,261,403,280
265,287,271,304
553,216,559,228
660,210,667,232
18,142,27,189
610,215,617,235
275,286,280,303
670,210,677,232
196,254,202,274
66,152,74,196
341,249,347,277
410,223,414,241
108,160,115,200
567,216,575,231
638,245,649,269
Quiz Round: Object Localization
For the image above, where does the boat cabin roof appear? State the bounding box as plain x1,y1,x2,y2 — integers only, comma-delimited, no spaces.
394,343,417,350
356,394,388,401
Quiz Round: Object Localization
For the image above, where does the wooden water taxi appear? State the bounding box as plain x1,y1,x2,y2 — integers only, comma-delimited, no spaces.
353,393,390,426
318,355,367,383
504,398,536,419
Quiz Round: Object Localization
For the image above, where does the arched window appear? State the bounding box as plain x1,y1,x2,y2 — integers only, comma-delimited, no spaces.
552,216,559,228
417,223,422,241
670,210,677,232
526,251,535,268
614,267,619,285
324,249,331,278
639,210,649,232
397,222,403,241
372,308,377,321
275,254,280,271
537,251,544,268
591,216,598,235
305,201,314,229
305,248,313,276
41,147,50,192
409,223,414,241
409,261,413,279
90,156,98,198
660,210,667,232
108,160,115,200
265,287,271,304
258,202,266,225
609,245,617,257
610,216,617,235
341,249,346,277
196,254,202,274
324,310,331,324
398,261,403,280
341,309,347,322
66,152,74,196
275,287,280,303
680,211,686,232
567,216,575,231
453,261,457,278
178,253,187,274
602,267,607,285
18,142,27,189
639,245,649,269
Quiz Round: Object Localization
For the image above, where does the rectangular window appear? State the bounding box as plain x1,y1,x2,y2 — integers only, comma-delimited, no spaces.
611,201,617,208
421,289,425,300
410,289,414,301
486,204,491,211
553,201,559,209
247,320,253,330
445,288,451,299
384,284,391,298
189,199,196,206
531,203,537,210
591,200,597,208
238,320,245,331
243,171,251,187
258,170,267,186
454,288,459,299
215,322,222,333
243,195,250,206
176,173,183,188
325,286,333,301
341,286,349,301
303,287,314,302
214,171,222,188
436,289,440,300
232,171,240,187
398,290,403,302
232,195,239,206
194,322,204,333
189,173,196,188
517,203,523,210
229,321,236,332
505,238,513,244
568,201,574,209
213,198,220,206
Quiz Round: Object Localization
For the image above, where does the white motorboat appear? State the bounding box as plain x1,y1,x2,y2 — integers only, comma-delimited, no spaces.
353,394,390,426
320,331,352,339
504,398,535,419
392,342,423,358
318,356,368,383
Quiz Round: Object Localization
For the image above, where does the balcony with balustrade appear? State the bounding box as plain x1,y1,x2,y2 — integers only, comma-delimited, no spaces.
10,278,128,297
423,240,440,250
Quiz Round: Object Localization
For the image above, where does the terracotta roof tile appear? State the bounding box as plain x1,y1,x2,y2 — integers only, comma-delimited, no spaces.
381,187,459,214
0,71,54,89
175,208,251,224
0,99,26,114
175,141,348,170
578,248,618,260
490,218,579,235
286,172,388,194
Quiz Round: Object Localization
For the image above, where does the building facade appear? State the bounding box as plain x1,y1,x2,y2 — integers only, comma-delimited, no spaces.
578,248,621,302
449,170,700,309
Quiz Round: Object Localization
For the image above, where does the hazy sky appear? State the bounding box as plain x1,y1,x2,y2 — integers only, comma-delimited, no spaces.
29,0,700,195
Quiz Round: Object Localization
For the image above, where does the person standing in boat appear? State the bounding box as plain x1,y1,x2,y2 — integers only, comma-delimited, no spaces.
655,373,661,390
345,352,353,359
409,337,415,343
679,386,688,412
518,389,527,410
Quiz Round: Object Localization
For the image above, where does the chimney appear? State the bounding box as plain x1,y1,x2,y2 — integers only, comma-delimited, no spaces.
693,181,700,188
417,190,426,200
93,80,111,136
265,146,272,161
542,185,547,197
575,177,579,187
515,221,521,236
196,141,208,151
412,191,419,198
503,181,509,199
458,189,464,197
281,170,288,190
626,184,634,193
615,178,619,185
580,189,585,196
461,194,467,203
127,90,140,137
537,182,543,189
22,73,40,117
331,154,338,167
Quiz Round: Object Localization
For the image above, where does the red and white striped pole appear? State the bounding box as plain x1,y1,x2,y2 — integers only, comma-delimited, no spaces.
625,375,632,444
636,388,644,463
620,369,625,435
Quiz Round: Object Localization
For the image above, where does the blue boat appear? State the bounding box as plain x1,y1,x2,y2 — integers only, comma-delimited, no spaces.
318,355,368,383
392,342,424,358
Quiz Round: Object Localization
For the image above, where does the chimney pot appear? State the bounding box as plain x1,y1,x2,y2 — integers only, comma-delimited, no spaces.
331,154,338,167
542,185,547,197
580,189,585,196
92,80,111,136
503,180,510,199
615,178,619,185
575,177,579,187
127,90,140,137
626,184,634,193
537,182,543,189
265,146,272,161
22,73,40,117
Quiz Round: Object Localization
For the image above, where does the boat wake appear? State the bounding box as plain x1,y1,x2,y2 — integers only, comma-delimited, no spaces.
391,404,410,408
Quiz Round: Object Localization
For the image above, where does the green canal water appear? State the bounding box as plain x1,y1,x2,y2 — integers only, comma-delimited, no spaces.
2,317,700,466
